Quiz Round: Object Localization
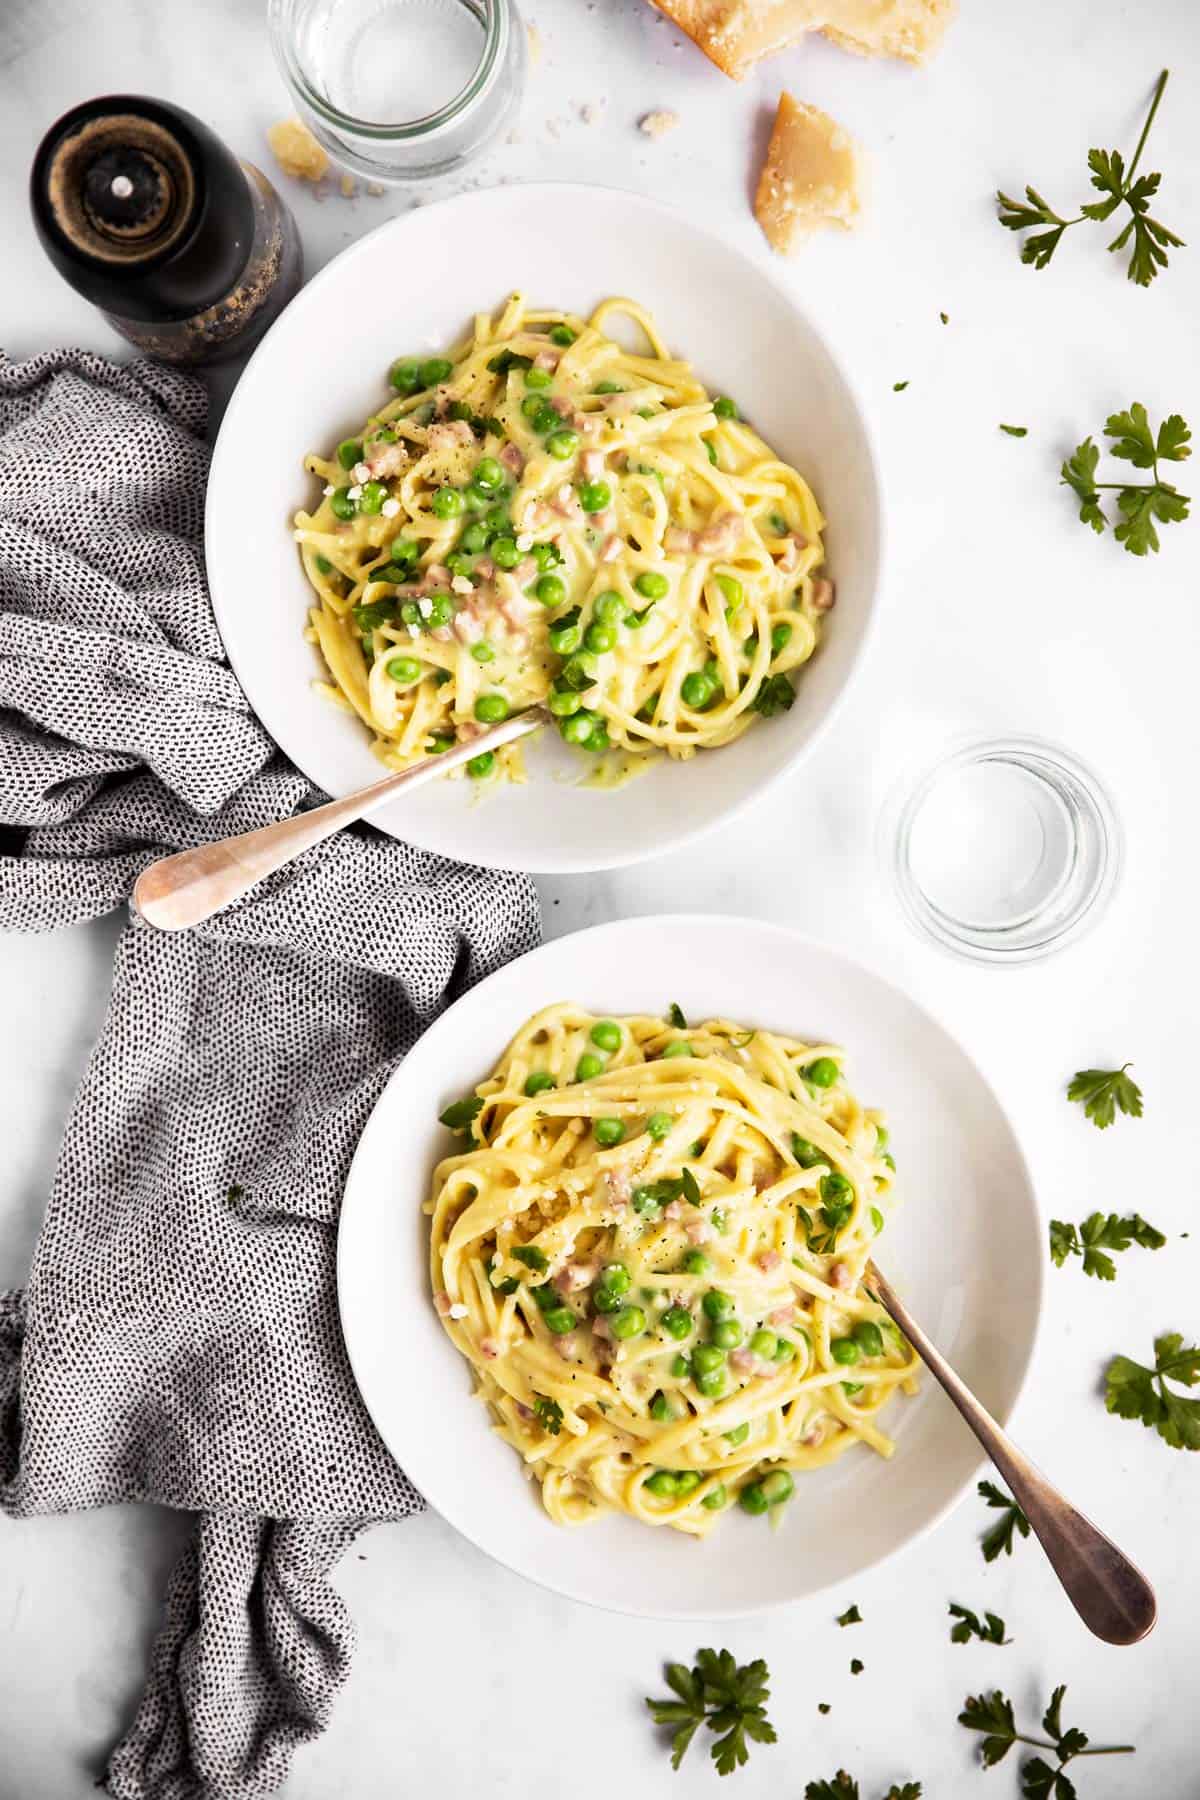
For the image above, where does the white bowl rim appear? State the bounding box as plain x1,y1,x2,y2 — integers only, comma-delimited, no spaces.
337,912,1046,1619
205,180,888,875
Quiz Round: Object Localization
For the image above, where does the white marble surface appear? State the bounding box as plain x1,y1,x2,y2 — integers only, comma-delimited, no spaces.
2,0,1199,1793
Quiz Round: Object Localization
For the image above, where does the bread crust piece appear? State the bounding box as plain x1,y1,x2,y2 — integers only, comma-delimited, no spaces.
647,0,955,77
754,91,863,255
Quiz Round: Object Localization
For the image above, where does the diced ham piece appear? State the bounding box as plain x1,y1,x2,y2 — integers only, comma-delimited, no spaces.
474,557,496,581
434,1291,453,1316
664,511,745,558
663,1200,684,1222
480,1337,499,1360
599,534,623,563
730,1349,758,1376
802,1421,826,1447
777,532,808,572
605,1167,631,1210
426,564,450,585
756,1249,783,1274
810,578,836,612
592,1316,614,1343
555,1333,580,1360
829,1260,852,1290
515,1401,533,1421
430,625,452,642
554,1260,597,1295
590,510,616,538
575,413,603,439
768,1305,796,1327
580,450,605,481
497,581,534,631
533,349,559,371
427,420,475,454
366,440,410,478
685,1218,713,1246
500,442,525,477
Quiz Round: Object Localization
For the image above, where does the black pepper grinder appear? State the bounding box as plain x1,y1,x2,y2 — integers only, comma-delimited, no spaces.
30,95,302,366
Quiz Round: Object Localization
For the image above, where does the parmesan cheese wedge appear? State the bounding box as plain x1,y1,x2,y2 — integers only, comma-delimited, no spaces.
646,0,954,78
754,93,864,254
266,117,330,184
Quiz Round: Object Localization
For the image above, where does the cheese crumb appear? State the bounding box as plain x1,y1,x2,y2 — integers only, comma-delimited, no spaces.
266,117,330,183
644,0,955,78
346,484,363,500
366,182,386,197
753,91,864,255
381,497,400,517
451,575,474,595
638,109,679,139
447,1303,469,1319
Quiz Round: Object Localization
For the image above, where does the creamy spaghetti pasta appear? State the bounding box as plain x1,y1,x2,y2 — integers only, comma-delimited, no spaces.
427,1005,916,1536
294,294,832,783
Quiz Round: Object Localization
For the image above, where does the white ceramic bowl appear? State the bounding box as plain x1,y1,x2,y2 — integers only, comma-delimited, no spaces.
206,183,883,873
337,917,1044,1618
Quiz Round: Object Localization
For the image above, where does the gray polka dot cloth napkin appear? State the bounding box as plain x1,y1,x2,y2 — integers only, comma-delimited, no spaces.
0,349,540,1798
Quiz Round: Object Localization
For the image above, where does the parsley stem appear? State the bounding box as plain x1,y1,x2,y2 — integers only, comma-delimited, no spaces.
1126,69,1170,188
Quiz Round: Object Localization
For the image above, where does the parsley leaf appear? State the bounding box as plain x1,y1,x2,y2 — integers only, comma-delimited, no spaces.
752,673,795,718
1000,424,1028,437
1061,411,1190,556
646,1648,776,1777
531,1393,562,1435
885,1788,922,1800
668,1001,687,1028
959,1691,1019,1766
681,1166,703,1208
438,1094,483,1133
893,381,909,392
977,1478,1031,1562
997,69,1182,285
1067,1063,1144,1126
960,1686,1133,1792
849,1658,864,1675
805,1777,858,1800
1106,1331,1200,1451
949,1602,1012,1645
1048,1212,1165,1279
836,1603,862,1627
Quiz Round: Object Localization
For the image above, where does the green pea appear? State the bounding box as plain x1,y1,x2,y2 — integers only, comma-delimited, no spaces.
701,1483,727,1509
881,1151,896,1171
400,602,422,626
791,1134,825,1168
546,430,580,460
560,653,599,691
712,395,738,420
579,480,612,513
524,1071,555,1096
584,1021,618,1054
420,356,453,386
646,1112,674,1140
464,484,493,512
670,1353,691,1378
759,1469,794,1506
582,720,610,755
524,367,553,390
592,1285,621,1315
843,1381,864,1397
704,439,719,467
428,594,455,627
591,592,624,627
385,656,422,685
543,1305,577,1335
773,1337,796,1362
870,1207,884,1234
445,551,474,579
550,324,576,346
611,1305,646,1341
391,535,420,564
358,481,387,515
460,521,489,554
531,403,560,435
821,1171,853,1205
715,573,743,610
594,380,624,395
594,1117,625,1147
532,541,562,571
854,1321,885,1358
674,1471,702,1496
634,571,669,601
748,1329,777,1360
389,359,421,393
637,406,656,420
511,1244,548,1271
530,576,564,612
337,438,363,470
711,1208,728,1234
830,1337,860,1366
601,1264,630,1297
662,1306,694,1340
471,641,496,663
431,487,464,519
474,456,504,492
548,689,582,718
329,489,357,520
584,621,617,654
521,394,545,421
549,620,582,656
771,621,793,657
875,1125,890,1149
681,671,717,709
739,1482,769,1516
661,1041,692,1059
681,1250,711,1276
490,536,520,570
561,711,598,746
426,734,454,756
649,1390,673,1422
695,1367,728,1398
474,693,509,724
575,1052,604,1081
702,1289,734,1322
805,1056,840,1088
644,1469,678,1497
692,1343,726,1375
724,1421,750,1446
712,1318,743,1350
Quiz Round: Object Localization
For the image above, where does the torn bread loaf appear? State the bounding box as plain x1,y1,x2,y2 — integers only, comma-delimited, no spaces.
647,0,955,78
754,92,863,253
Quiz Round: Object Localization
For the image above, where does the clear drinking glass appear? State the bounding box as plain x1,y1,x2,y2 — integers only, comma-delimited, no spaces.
268,0,527,183
886,736,1122,964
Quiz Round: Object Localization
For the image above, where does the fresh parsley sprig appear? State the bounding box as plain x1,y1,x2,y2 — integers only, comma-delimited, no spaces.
1062,408,1190,555
1066,1062,1144,1127
977,1479,1030,1563
1106,1332,1200,1451
960,1686,1134,1795
805,1778,921,1800
998,69,1183,285
646,1649,777,1776
949,1603,1011,1646
1049,1212,1165,1280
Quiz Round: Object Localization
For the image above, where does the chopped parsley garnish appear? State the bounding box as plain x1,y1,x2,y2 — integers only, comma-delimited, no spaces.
1066,1062,1144,1126
438,1094,483,1134
977,1479,1030,1562
531,1393,563,1435
949,1602,1011,1645
836,1604,861,1627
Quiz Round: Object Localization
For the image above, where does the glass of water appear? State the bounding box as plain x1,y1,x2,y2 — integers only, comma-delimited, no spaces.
887,735,1122,963
268,0,527,182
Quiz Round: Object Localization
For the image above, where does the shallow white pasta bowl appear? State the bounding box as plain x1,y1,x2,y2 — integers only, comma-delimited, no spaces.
338,916,1044,1618
206,182,882,873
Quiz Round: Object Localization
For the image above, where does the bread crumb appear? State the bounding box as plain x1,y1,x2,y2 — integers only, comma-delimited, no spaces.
644,0,955,80
639,109,679,139
339,172,357,199
366,181,386,197
267,117,329,183
527,20,543,64
753,91,863,254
